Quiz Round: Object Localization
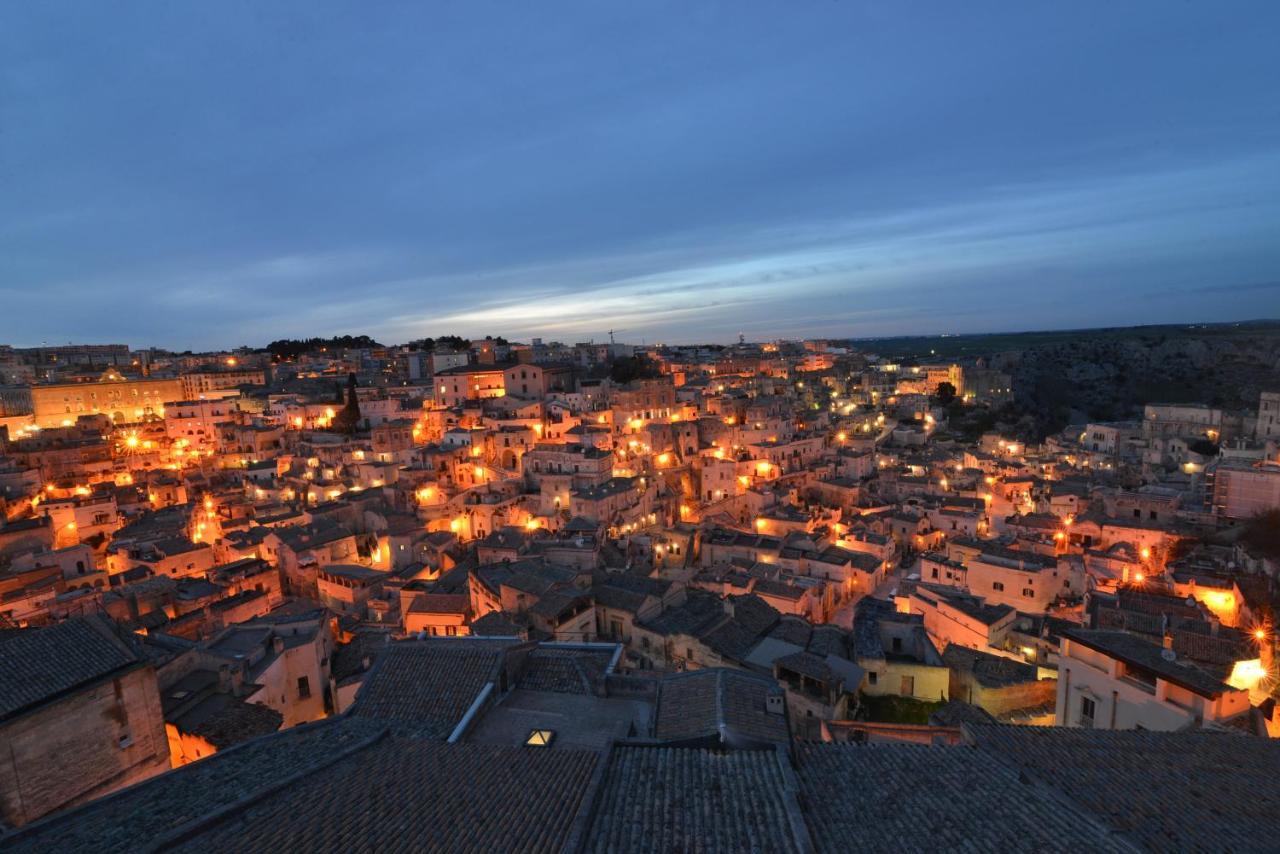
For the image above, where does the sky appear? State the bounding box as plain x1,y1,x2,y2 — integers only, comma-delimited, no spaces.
3,2,1280,350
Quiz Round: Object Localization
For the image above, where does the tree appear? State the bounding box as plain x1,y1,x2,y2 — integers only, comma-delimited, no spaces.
609,355,663,384
434,335,470,353
331,373,362,435
1187,438,1220,457
935,381,957,405
262,335,382,361
1241,510,1280,562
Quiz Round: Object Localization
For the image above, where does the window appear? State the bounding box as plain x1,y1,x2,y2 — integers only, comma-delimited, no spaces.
297,676,311,699
891,637,903,653
992,581,1005,592
526,729,555,747
1080,696,1096,728
867,671,877,685
1023,588,1035,597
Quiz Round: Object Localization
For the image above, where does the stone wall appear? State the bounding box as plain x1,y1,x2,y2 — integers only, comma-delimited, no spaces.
0,665,168,826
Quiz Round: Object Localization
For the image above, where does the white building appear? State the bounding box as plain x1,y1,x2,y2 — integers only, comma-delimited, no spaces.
1056,630,1251,732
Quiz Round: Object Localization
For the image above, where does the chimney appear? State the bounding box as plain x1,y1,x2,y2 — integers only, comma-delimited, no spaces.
1163,633,1174,650
766,694,785,716
218,663,231,692
273,635,285,654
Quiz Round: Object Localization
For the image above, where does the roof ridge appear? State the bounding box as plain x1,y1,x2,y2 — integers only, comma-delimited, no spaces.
715,669,726,740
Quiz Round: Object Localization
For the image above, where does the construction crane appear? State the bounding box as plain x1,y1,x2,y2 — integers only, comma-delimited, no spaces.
607,329,627,345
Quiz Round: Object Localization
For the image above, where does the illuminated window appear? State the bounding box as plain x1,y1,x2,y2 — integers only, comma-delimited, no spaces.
525,729,555,747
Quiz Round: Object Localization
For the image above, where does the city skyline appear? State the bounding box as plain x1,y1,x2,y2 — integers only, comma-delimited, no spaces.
5,4,1280,848
4,3,1280,349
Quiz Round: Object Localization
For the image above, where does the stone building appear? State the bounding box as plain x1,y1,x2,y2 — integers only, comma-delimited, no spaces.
0,614,168,826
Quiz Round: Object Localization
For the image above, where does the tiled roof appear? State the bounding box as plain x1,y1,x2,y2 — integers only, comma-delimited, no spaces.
407,592,471,615
0,614,141,722
654,669,789,746
515,647,615,695
1064,629,1232,697
915,583,1014,625
968,724,1280,852
699,617,769,662
637,588,724,637
330,628,392,683
349,639,510,737
942,644,1039,688
775,650,835,682
172,737,597,854
722,594,780,636
171,693,284,749
928,699,997,727
769,616,814,648
804,625,850,659
593,583,650,612
585,746,806,853
3,718,385,854
469,611,526,637
795,742,1124,853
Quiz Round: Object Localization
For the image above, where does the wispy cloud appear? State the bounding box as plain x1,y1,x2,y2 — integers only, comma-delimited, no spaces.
3,2,1279,347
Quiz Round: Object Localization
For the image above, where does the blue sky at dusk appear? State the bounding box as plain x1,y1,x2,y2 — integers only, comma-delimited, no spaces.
3,2,1279,349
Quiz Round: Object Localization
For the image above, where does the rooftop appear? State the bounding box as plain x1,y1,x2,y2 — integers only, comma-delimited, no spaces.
1064,629,1235,698
0,614,142,723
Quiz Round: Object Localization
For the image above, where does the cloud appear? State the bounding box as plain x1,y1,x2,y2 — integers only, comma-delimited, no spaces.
3,2,1279,348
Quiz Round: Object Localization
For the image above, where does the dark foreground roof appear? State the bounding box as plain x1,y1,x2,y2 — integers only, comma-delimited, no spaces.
967,725,1280,852
171,735,597,854
10,633,1280,854
585,745,807,852
795,740,1126,852
2,718,386,854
